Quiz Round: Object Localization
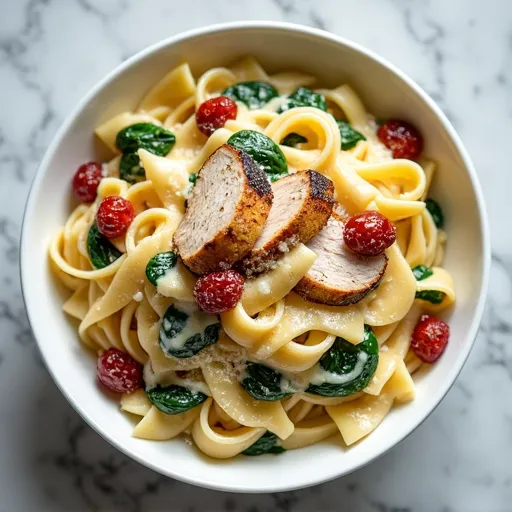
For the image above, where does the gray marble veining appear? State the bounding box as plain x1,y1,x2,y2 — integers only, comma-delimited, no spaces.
1,0,511,510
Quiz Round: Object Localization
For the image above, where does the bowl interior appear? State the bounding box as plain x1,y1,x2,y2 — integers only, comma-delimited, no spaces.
21,23,488,492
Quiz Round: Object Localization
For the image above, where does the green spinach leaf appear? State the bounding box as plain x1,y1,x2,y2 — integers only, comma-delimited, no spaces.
227,130,288,182
87,223,123,269
116,122,176,157
415,290,445,304
412,265,445,304
188,172,198,186
425,199,444,228
336,120,366,150
223,81,279,109
280,132,308,147
159,304,220,359
242,431,285,456
278,87,327,114
241,362,293,401
146,384,207,415
119,152,145,184
412,265,434,281
146,251,178,287
307,325,379,397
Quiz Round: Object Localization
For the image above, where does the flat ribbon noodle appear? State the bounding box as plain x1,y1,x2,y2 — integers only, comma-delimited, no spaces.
202,362,294,440
281,415,338,450
263,331,337,373
415,266,456,311
80,209,179,331
138,63,196,114
192,398,265,459
241,243,317,316
363,244,417,326
249,293,363,360
133,406,200,441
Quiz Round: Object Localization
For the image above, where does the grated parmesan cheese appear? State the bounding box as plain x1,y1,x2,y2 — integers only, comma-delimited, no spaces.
256,279,272,295
132,291,143,302
278,241,289,253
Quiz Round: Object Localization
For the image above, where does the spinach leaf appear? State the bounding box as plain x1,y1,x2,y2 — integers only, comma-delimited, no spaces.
87,223,123,269
146,384,207,415
412,265,445,304
241,362,293,401
280,132,308,147
336,120,366,150
159,304,220,359
116,123,175,185
242,431,285,456
425,199,444,228
116,123,176,157
412,264,434,281
227,130,288,182
415,290,445,304
222,81,279,109
119,152,145,184
146,251,178,287
278,87,327,114
307,325,379,397
188,172,198,186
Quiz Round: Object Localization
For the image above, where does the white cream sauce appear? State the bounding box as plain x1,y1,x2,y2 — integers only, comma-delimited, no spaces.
308,351,368,386
143,362,211,396
160,301,218,351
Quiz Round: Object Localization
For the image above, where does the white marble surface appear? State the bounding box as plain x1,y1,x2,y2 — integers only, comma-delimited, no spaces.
1,0,511,510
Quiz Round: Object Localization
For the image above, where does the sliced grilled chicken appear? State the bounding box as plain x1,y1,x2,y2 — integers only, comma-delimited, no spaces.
240,170,334,275
294,208,388,306
174,144,273,275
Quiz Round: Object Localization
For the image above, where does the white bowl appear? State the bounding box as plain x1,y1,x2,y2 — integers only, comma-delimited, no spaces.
21,21,490,493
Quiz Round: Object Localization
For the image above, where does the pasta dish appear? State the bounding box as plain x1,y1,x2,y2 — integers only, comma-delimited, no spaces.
49,56,455,458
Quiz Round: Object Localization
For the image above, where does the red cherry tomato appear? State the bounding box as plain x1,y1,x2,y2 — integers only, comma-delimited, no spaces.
194,269,244,314
72,162,102,202
377,119,423,159
411,315,450,363
343,211,396,256
196,96,237,136
96,196,135,238
97,348,143,393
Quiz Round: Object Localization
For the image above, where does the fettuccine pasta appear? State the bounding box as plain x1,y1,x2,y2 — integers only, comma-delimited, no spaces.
50,57,454,459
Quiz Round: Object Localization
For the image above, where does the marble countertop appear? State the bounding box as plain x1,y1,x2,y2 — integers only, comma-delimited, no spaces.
1,0,511,510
